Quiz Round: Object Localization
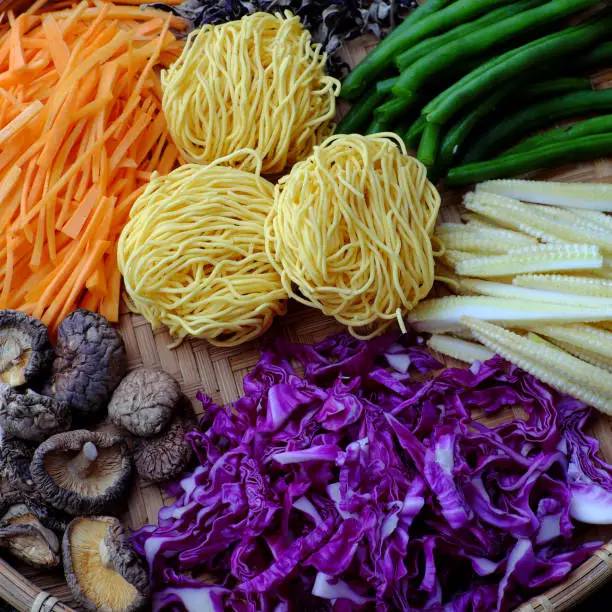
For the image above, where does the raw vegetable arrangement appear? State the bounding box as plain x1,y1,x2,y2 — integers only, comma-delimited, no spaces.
0,0,612,611
412,179,612,415
0,1,186,335
0,307,196,610
338,0,612,182
136,332,612,610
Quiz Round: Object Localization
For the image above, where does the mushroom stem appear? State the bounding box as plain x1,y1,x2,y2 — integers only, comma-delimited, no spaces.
67,442,98,479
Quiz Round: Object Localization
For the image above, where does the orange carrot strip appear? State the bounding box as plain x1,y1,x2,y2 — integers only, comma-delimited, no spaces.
41,14,69,74
86,262,106,297
100,246,120,322
46,238,110,328
113,183,144,225
9,14,25,70
95,195,116,241
61,185,99,238
0,99,43,145
157,141,179,176
0,87,26,110
0,232,15,307
134,111,166,165
79,290,100,312
37,87,78,168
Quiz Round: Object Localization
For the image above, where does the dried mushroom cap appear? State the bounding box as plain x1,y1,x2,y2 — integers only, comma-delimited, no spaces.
63,516,149,612
0,435,37,495
45,309,127,418
0,383,71,441
0,502,60,568
0,490,68,533
0,310,53,387
108,368,181,437
30,430,132,516
133,400,196,483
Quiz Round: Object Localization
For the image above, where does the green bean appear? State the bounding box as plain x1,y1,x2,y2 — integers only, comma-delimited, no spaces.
394,1,538,72
403,116,427,149
446,133,612,187
574,41,612,71
417,122,442,167
335,78,397,134
425,16,612,125
374,97,406,121
365,119,389,135
463,88,612,163
436,75,593,174
521,77,592,99
437,83,514,174
341,0,513,101
503,114,612,157
393,0,589,106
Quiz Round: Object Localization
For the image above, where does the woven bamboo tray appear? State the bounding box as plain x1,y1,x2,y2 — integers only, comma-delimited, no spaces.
1,13,612,611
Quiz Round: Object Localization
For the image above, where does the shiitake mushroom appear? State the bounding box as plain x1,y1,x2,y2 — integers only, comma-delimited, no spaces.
63,516,149,612
44,310,127,419
0,383,71,442
30,430,132,516
0,310,53,388
108,368,181,437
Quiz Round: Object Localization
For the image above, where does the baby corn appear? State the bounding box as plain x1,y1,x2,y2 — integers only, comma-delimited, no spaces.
544,338,612,372
462,317,612,415
408,296,612,333
427,334,495,364
458,278,612,306
465,192,612,247
528,324,612,360
513,273,612,298
455,244,602,278
475,179,612,211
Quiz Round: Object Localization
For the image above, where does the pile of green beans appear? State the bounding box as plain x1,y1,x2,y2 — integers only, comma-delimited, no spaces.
337,0,612,185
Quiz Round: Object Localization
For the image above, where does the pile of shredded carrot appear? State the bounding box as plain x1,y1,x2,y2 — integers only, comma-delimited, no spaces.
0,0,185,334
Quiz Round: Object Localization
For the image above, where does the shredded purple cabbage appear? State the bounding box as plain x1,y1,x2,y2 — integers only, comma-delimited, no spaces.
146,0,418,77
133,332,612,611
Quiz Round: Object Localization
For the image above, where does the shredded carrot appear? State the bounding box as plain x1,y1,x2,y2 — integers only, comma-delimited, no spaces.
61,184,99,238
0,1,184,333
0,232,15,307
86,262,107,297
41,14,69,74
80,290,100,312
0,99,42,144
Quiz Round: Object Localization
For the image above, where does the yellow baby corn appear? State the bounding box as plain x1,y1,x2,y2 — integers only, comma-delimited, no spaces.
427,334,495,364
462,317,612,415
455,244,602,278
513,273,612,298
475,179,612,211
408,296,612,333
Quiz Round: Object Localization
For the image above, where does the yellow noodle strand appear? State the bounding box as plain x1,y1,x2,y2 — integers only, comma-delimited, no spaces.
264,133,441,339
161,11,340,174
117,152,287,347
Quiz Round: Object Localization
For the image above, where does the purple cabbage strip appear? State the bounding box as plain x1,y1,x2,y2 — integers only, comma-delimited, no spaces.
133,332,612,611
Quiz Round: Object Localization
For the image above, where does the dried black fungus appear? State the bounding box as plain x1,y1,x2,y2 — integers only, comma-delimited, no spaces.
0,383,71,442
30,429,132,516
44,310,127,419
0,310,53,388
63,516,150,612
108,368,181,437
132,398,195,483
